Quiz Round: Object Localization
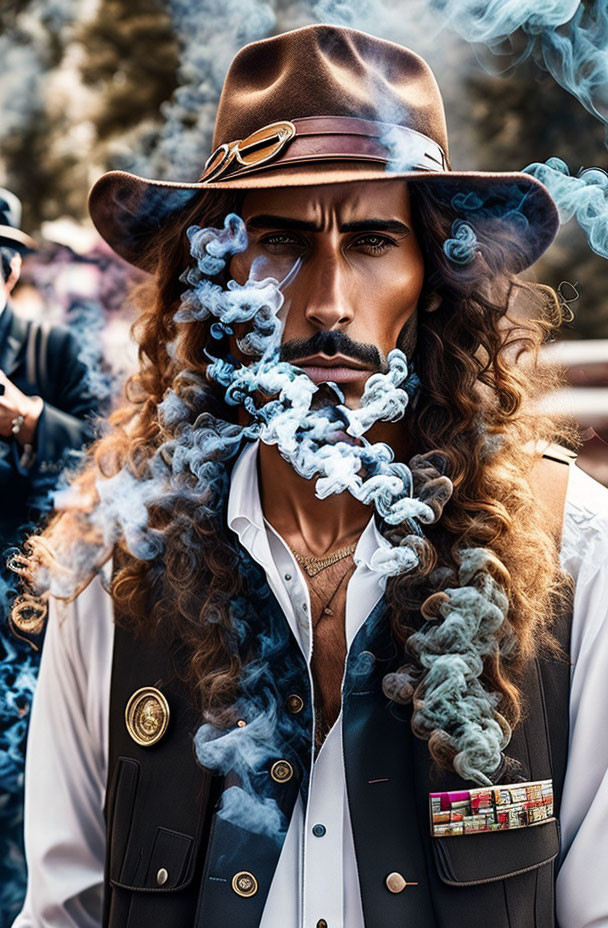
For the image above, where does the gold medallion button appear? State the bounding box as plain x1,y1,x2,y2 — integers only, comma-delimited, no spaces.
232,871,258,897
385,872,418,893
270,759,294,783
286,694,304,714
125,687,170,747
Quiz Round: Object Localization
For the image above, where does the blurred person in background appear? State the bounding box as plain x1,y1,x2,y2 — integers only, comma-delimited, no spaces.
0,187,101,924
0,188,100,544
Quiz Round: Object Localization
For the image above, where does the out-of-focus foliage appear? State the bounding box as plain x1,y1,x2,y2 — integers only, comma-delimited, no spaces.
79,0,179,143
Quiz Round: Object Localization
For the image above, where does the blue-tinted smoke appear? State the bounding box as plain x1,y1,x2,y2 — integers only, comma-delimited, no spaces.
0,585,40,922
539,3,608,130
195,709,288,840
411,548,513,783
427,2,608,135
429,0,579,45
443,219,479,265
524,158,608,259
178,214,442,570
180,215,516,785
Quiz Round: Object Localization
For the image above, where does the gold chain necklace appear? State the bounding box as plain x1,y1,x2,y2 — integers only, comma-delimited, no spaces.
291,541,357,578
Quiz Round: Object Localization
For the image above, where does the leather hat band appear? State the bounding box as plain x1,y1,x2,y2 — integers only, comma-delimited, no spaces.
199,115,449,183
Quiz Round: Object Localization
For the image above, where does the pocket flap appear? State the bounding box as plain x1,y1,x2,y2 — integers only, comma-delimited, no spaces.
433,818,560,886
147,827,194,889
110,826,194,892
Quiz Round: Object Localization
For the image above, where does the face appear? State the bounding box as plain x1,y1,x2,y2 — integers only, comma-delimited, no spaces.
229,180,425,406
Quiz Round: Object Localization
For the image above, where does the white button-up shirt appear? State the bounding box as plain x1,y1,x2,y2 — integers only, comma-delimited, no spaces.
13,443,608,927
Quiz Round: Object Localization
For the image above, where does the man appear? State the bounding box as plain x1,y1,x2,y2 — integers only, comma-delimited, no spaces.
0,188,101,923
13,25,608,928
0,189,99,544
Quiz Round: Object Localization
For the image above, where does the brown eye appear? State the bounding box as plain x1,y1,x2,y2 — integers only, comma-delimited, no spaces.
352,234,396,254
261,232,305,250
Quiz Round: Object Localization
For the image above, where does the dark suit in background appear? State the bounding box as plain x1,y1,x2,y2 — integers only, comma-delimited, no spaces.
0,303,98,547
0,300,100,927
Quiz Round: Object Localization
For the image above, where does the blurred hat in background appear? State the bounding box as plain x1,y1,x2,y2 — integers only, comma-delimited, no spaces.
0,188,38,253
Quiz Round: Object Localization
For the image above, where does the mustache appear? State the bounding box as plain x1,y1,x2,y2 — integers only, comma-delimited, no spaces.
280,331,387,372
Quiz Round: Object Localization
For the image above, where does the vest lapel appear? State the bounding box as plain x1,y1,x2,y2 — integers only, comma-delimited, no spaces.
343,599,438,927
194,550,313,927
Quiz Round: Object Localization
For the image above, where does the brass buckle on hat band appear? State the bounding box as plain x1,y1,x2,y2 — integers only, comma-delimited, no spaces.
198,115,449,184
200,121,297,183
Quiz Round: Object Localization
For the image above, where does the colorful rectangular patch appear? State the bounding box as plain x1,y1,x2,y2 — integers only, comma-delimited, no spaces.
429,779,554,837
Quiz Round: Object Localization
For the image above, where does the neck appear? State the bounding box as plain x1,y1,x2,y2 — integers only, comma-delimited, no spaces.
258,420,411,557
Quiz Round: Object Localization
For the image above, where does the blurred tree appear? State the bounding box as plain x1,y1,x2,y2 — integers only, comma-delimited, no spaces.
79,0,179,142
0,1,79,232
0,0,179,231
1,107,87,231
0,1,32,31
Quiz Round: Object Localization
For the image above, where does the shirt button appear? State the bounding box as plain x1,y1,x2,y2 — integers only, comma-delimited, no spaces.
302,603,308,612
312,823,326,837
285,573,292,581
286,694,304,714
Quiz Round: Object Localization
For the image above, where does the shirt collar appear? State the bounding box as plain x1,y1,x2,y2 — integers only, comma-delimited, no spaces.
227,440,265,541
227,439,389,567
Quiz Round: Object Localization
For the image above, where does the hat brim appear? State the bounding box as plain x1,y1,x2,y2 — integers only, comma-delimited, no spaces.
0,224,38,253
88,163,559,274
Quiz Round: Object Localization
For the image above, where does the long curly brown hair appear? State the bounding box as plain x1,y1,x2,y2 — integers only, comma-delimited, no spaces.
12,181,573,771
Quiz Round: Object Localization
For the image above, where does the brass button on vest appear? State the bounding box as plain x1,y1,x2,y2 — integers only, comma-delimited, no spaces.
385,872,418,893
286,693,304,714
156,867,168,886
232,871,258,897
124,686,170,747
270,759,294,783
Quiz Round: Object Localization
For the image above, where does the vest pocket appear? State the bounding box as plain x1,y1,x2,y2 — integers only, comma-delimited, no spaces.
432,818,560,886
144,828,194,890
106,755,204,893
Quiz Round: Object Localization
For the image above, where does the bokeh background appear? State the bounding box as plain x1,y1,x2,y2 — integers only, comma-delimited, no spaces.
0,0,607,923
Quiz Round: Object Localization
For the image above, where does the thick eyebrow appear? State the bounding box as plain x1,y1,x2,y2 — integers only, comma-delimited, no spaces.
245,214,410,236
340,219,410,236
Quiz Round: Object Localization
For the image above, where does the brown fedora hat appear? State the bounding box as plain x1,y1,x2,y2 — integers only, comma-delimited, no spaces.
88,24,559,273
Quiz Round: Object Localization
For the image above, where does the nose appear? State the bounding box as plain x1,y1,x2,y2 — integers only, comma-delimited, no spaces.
302,253,354,330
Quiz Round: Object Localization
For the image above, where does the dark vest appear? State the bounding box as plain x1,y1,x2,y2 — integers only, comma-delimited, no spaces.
103,553,571,928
